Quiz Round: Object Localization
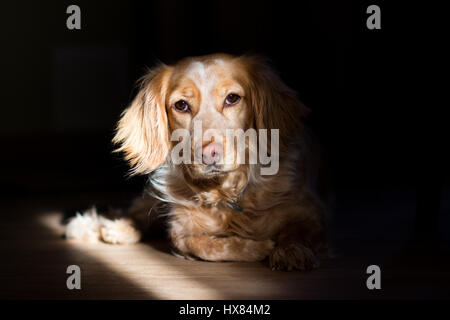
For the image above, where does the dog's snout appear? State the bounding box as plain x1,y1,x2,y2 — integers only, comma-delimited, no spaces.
201,142,222,165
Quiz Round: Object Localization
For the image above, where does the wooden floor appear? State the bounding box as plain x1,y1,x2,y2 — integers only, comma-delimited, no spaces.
1,192,449,299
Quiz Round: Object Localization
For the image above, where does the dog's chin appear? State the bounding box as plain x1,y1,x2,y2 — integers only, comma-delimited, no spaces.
185,164,232,180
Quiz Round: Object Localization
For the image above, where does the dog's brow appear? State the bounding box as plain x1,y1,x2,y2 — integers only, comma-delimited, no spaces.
180,87,195,98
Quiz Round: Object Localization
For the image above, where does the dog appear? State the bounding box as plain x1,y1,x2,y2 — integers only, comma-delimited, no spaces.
66,54,329,271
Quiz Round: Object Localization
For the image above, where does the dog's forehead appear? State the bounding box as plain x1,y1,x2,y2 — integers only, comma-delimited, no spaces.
184,59,229,88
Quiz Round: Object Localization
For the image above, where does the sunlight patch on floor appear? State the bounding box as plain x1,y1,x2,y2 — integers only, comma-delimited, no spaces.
39,212,225,299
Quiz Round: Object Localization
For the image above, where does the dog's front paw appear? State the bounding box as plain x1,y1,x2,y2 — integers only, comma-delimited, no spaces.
269,243,318,271
100,218,141,244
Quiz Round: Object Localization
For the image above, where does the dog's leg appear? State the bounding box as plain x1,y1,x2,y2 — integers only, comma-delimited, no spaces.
65,207,142,244
65,194,163,244
172,234,274,262
99,216,142,244
269,216,326,271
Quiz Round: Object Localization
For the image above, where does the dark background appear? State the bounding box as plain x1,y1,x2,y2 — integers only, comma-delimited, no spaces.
0,1,448,261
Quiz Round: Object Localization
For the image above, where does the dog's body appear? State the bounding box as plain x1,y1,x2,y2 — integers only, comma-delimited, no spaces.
66,54,328,271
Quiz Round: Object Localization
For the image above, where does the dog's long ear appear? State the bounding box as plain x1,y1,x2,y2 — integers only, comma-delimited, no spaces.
240,56,310,149
113,65,172,175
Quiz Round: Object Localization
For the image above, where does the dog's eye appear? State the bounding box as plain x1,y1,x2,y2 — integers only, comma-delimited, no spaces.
224,94,241,106
174,100,190,112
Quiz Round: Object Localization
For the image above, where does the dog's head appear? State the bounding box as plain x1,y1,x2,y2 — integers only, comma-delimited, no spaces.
113,54,309,180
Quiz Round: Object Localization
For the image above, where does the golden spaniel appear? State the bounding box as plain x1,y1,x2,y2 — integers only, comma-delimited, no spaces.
66,54,328,271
